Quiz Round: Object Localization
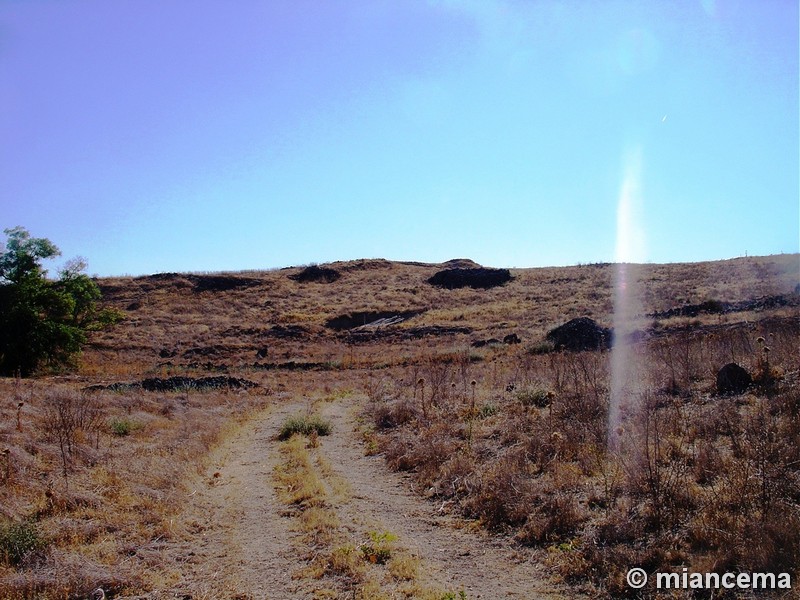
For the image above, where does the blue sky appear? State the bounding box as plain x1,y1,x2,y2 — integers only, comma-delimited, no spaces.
1,0,797,276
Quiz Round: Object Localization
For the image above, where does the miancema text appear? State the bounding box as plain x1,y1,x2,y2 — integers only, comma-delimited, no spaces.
657,570,791,590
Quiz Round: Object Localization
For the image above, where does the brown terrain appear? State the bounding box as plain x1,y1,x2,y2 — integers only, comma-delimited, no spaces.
1,254,798,599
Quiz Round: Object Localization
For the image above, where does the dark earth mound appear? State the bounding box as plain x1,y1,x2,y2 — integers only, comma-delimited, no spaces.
267,324,310,339
325,310,423,331
471,338,501,348
289,265,342,283
218,324,310,340
141,376,258,391
252,361,335,371
716,363,752,395
440,258,482,269
86,376,258,393
342,325,472,344
192,274,262,292
648,294,799,319
546,317,612,351
428,267,512,290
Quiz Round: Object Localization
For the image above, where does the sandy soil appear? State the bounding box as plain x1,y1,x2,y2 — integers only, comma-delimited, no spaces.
152,395,577,600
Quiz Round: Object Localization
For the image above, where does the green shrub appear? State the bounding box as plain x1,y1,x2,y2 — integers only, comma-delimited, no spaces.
516,387,553,408
360,530,397,564
110,418,140,436
478,403,498,418
278,414,332,440
0,519,44,566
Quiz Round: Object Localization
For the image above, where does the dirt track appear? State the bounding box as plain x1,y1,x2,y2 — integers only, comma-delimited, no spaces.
164,395,575,599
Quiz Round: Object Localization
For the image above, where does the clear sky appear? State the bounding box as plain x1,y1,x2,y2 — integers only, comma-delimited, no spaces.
2,0,798,276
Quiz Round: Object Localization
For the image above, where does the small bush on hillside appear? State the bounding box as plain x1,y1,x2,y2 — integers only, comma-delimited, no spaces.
516,387,553,408
110,418,141,436
0,519,45,566
278,414,332,440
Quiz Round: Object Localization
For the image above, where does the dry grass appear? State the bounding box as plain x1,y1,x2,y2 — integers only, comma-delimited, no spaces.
0,377,270,598
1,253,797,598
273,425,469,599
367,318,800,598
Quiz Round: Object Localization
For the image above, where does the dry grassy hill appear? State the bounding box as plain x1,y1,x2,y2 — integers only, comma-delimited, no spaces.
85,254,798,377
1,254,798,599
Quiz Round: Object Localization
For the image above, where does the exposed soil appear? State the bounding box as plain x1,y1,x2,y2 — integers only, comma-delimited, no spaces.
289,265,342,284
428,268,512,290
164,398,308,599
154,395,575,600
317,400,574,600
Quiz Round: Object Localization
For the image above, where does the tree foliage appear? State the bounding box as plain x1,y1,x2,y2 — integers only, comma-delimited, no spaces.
0,227,114,376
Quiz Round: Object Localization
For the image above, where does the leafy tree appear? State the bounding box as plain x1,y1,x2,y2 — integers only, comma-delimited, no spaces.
0,227,114,376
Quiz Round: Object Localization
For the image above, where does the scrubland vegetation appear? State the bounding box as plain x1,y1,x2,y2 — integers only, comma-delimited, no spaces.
365,320,799,597
0,253,797,598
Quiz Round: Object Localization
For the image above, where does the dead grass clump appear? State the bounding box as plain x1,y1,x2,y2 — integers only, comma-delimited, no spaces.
431,452,478,499
274,435,327,508
41,388,103,478
325,544,366,582
371,397,418,430
386,422,459,488
296,506,340,546
278,413,332,440
515,493,587,546
465,449,535,529
387,550,420,581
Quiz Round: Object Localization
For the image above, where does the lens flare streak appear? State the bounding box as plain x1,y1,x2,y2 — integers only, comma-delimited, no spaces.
609,147,645,452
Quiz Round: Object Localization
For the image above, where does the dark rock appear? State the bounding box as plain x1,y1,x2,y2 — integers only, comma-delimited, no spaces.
159,349,177,358
428,267,512,290
546,317,612,352
503,333,521,344
716,363,752,395
290,265,342,283
256,347,269,359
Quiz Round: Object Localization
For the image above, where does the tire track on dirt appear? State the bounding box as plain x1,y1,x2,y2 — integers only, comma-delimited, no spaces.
167,395,577,599
172,399,311,599
318,399,577,600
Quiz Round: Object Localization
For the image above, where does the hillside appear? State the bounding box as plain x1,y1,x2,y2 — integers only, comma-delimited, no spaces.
1,254,798,599
85,254,799,377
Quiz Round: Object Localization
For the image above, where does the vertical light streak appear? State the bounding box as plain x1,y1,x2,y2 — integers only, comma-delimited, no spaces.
609,147,645,452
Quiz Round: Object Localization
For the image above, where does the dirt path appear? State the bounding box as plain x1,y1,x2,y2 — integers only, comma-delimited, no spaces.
164,395,574,599
168,398,313,599
317,400,571,600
